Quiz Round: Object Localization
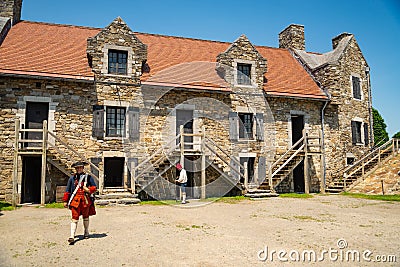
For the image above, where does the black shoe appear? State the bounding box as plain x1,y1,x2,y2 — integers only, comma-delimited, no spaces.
84,234,89,239
68,237,75,245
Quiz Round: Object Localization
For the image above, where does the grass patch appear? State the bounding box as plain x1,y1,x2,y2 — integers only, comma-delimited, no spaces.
139,200,177,206
341,192,400,202
214,196,249,204
0,201,15,211
40,202,65,209
279,193,313,199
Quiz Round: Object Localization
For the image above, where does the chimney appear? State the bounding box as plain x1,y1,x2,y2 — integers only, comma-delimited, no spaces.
0,0,23,25
332,33,353,49
279,24,305,50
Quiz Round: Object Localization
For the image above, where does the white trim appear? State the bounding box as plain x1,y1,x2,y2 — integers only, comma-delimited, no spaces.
101,44,134,77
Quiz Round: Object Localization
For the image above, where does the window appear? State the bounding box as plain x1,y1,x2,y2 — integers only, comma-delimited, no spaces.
108,50,128,75
239,113,253,139
351,121,362,145
352,76,361,100
237,63,251,85
106,106,126,137
346,157,355,166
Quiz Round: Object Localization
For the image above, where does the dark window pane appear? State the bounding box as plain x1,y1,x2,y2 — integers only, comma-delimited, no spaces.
106,106,126,137
352,76,361,99
239,113,253,139
108,50,128,75
237,63,251,85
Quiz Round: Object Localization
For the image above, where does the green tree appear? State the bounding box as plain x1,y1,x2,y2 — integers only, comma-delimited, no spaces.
372,107,389,145
393,132,400,139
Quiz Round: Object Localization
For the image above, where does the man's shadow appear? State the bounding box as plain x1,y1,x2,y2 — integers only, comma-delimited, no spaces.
73,233,107,244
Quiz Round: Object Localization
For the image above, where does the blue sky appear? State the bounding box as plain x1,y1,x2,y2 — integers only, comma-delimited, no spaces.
22,0,400,136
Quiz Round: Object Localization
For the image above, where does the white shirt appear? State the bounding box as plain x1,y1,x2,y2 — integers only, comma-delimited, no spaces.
176,168,187,183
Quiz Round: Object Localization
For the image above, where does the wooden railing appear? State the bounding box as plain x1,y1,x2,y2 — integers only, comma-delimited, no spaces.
327,138,399,192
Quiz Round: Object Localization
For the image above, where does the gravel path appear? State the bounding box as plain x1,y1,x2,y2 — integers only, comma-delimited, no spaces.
0,195,399,266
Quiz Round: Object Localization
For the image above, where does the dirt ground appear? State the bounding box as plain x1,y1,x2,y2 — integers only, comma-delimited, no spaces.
0,195,399,267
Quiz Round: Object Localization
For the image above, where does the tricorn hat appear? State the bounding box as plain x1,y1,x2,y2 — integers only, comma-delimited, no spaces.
71,161,88,168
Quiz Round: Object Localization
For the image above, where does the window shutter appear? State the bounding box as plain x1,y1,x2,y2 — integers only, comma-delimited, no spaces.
92,105,104,139
364,123,369,146
127,157,138,188
351,121,357,145
128,107,140,141
255,113,264,141
257,156,266,185
230,158,240,183
90,157,102,179
352,76,361,99
229,112,238,141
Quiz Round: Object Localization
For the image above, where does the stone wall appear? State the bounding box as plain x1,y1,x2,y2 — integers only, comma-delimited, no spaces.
312,36,372,182
279,24,305,50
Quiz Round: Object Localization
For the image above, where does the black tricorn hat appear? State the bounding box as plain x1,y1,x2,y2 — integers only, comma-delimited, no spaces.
71,161,88,168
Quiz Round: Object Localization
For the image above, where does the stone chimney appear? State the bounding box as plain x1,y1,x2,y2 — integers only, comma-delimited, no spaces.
332,33,353,49
0,0,23,25
279,24,305,50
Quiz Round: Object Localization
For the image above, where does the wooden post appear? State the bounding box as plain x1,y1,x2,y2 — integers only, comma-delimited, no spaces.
180,125,184,168
343,173,347,191
393,139,395,157
131,161,136,194
201,126,206,199
41,120,48,205
268,161,273,192
12,119,20,207
244,161,248,190
303,130,310,194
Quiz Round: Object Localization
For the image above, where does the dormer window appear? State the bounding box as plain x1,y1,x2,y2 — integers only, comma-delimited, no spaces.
108,50,128,75
237,63,251,85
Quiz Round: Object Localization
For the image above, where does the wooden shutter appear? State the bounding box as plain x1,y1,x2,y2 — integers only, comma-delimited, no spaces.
229,112,238,141
257,156,266,185
364,123,369,146
92,105,104,139
352,76,361,99
255,113,264,141
230,158,240,183
90,157,102,179
351,121,357,145
128,107,140,141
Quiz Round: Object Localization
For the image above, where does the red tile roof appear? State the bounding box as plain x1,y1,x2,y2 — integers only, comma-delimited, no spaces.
0,21,327,99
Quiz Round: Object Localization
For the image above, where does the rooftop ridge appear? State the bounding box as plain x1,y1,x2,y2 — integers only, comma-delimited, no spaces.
18,20,286,51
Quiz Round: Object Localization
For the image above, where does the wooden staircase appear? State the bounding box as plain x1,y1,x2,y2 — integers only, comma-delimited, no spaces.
257,131,322,194
326,138,400,193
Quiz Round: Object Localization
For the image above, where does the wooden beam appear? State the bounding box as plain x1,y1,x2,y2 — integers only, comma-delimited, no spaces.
41,120,47,205
12,119,20,207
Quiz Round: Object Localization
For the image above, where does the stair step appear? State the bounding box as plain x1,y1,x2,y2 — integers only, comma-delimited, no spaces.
244,192,279,198
95,198,141,206
96,193,138,199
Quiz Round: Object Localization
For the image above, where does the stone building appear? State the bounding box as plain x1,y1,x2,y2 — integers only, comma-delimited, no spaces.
0,0,373,204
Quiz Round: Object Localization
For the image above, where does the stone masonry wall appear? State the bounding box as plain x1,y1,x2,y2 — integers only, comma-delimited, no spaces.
313,37,372,182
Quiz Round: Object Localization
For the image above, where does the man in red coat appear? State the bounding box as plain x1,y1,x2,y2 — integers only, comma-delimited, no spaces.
63,161,97,245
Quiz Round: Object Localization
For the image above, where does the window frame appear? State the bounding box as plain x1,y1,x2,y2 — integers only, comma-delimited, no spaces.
237,63,252,85
351,75,362,100
351,119,369,146
108,49,128,75
238,112,254,140
106,106,126,137
233,59,256,88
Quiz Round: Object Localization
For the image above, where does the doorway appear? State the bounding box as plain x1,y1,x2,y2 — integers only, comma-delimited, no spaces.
21,156,41,203
25,102,49,147
176,109,193,149
240,157,255,184
291,115,305,192
104,157,124,187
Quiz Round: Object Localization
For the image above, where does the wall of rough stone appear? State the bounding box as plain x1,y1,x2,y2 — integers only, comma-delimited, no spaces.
312,36,372,182
279,24,305,50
